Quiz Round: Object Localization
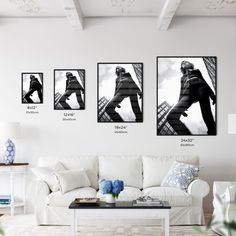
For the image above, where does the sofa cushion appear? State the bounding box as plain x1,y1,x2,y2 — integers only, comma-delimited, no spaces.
38,156,99,190
97,186,142,201
47,187,97,207
142,187,192,206
99,155,142,189
142,155,199,189
54,169,91,194
161,161,199,191
31,161,66,192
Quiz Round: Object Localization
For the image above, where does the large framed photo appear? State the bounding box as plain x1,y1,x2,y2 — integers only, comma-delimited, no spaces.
54,69,85,110
98,63,143,123
22,72,43,104
157,56,217,136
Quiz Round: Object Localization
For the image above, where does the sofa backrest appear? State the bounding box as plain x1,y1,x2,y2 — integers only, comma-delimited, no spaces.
142,155,199,189
38,156,99,190
37,155,199,191
98,155,143,189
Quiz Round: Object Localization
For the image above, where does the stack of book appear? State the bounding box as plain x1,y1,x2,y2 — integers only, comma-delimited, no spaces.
74,198,99,205
133,196,163,207
0,195,11,205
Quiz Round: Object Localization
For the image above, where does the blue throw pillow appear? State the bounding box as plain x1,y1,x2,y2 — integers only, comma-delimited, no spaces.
161,161,199,191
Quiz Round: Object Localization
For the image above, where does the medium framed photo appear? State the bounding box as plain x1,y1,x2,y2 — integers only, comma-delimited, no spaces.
22,73,43,104
98,63,143,123
157,56,217,136
54,69,85,110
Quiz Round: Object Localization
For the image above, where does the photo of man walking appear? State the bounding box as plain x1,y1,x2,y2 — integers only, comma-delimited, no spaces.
22,73,43,104
98,63,143,123
54,69,85,110
157,57,216,136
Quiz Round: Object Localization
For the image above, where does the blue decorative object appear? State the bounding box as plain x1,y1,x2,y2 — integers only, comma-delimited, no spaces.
4,139,15,165
99,179,124,198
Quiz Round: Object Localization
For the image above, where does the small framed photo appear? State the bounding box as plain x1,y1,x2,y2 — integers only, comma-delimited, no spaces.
54,69,85,110
22,73,43,104
157,56,217,136
98,63,143,123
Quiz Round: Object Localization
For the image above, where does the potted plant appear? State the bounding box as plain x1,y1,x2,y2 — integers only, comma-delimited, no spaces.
99,179,124,203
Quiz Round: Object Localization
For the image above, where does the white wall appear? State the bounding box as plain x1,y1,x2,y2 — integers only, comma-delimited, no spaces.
0,16,235,213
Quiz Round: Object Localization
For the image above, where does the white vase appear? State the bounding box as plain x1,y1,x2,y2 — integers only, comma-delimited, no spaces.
105,194,116,204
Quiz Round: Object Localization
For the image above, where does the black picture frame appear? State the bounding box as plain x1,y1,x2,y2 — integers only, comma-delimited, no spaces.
21,72,43,104
157,56,217,136
97,62,143,123
54,69,86,110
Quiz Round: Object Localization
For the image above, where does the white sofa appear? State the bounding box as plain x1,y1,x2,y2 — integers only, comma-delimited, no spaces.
34,155,209,226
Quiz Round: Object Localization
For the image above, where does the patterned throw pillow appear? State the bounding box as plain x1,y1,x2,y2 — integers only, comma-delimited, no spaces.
161,161,199,191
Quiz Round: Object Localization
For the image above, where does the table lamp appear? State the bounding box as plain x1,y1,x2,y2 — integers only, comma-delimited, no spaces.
228,114,236,134
0,122,21,165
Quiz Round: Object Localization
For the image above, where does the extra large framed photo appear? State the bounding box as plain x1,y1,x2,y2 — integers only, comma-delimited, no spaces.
22,72,43,104
54,69,85,110
157,56,217,136
98,63,143,123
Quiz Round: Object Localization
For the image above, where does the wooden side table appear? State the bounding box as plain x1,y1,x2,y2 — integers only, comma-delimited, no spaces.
0,163,29,216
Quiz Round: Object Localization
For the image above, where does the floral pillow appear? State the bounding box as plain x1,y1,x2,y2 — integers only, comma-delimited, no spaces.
161,161,199,191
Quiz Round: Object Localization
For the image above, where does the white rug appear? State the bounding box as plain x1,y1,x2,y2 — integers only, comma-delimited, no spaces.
1,214,217,236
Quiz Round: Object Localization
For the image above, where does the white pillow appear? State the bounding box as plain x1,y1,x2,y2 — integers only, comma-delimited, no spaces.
31,162,66,192
99,155,143,189
38,156,99,190
142,155,199,189
60,156,99,190
54,169,91,194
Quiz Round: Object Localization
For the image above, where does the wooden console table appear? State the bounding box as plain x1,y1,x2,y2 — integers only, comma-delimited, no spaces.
0,163,29,216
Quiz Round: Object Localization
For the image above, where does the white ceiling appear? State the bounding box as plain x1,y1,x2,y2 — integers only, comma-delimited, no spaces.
0,0,236,17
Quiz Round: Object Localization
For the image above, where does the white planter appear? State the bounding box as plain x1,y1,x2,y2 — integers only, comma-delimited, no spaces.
105,194,116,204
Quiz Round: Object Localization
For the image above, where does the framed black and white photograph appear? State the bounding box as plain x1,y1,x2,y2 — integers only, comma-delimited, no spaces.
22,73,43,104
54,69,85,110
157,56,217,136
98,63,143,123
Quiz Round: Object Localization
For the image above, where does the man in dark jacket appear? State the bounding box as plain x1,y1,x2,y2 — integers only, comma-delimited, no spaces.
105,66,142,122
24,75,43,103
167,61,216,135
59,72,84,109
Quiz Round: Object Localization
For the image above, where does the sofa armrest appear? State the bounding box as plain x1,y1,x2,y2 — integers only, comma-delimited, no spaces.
187,179,209,208
188,179,210,198
213,182,236,210
35,180,50,205
34,180,50,225
226,203,236,222
225,185,236,203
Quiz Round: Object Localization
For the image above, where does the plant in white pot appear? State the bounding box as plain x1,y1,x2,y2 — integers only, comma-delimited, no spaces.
99,179,124,204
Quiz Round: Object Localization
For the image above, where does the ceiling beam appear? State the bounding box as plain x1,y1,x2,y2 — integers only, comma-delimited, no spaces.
60,0,84,29
157,0,182,31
